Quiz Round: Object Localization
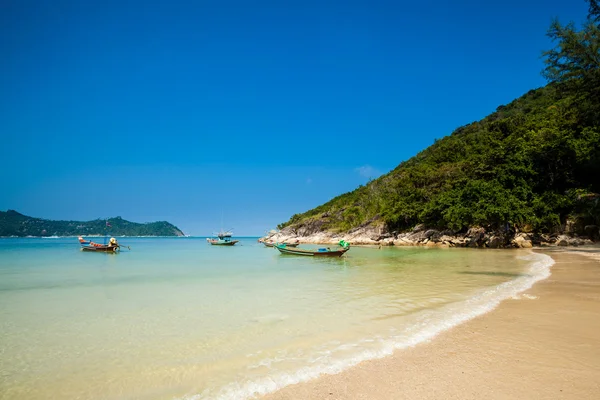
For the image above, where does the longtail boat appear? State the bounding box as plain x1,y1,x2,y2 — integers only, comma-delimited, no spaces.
78,236,121,252
264,241,299,248
206,230,239,246
275,240,350,257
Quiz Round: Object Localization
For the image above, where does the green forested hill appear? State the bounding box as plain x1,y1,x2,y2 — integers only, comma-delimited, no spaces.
278,3,600,236
0,210,185,237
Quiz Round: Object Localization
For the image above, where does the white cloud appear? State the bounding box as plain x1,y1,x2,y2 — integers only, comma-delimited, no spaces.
354,165,380,179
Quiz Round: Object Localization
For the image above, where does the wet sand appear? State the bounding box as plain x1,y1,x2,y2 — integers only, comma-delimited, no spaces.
264,248,600,400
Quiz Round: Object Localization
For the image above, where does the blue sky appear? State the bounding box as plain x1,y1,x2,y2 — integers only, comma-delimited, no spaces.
0,0,590,235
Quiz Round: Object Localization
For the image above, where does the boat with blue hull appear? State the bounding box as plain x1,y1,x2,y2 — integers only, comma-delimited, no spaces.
274,240,350,257
206,230,239,246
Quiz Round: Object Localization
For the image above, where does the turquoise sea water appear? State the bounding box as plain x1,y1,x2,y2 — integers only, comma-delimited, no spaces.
0,237,552,400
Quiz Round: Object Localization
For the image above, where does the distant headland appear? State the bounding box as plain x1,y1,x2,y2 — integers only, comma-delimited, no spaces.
0,210,185,237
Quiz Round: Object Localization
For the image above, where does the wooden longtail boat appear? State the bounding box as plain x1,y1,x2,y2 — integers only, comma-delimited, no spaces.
264,241,299,248
274,241,350,257
78,236,120,252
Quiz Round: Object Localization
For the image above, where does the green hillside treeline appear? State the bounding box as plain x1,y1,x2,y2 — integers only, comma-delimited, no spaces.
0,210,185,237
279,1,600,236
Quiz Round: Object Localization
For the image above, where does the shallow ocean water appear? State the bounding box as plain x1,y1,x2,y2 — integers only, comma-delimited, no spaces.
0,237,552,399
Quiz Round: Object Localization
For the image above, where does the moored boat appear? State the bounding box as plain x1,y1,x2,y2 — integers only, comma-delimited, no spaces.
78,236,121,252
274,240,350,257
264,241,299,248
207,230,239,246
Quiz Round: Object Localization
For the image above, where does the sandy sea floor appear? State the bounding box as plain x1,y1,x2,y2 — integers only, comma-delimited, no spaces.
263,248,600,400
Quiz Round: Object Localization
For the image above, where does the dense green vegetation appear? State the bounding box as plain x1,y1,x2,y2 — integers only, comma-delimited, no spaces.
279,1,600,235
0,210,185,237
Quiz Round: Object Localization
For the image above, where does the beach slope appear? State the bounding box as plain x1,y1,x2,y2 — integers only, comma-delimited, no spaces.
264,249,600,400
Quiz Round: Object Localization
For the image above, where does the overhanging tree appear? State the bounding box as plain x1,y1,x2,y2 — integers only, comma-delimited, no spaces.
542,0,600,125
542,0,600,83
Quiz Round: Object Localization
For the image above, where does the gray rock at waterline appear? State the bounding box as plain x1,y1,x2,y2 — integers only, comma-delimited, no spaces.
486,235,504,248
266,221,597,248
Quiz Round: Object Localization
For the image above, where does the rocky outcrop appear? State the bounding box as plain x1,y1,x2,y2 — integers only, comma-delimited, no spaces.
262,223,597,249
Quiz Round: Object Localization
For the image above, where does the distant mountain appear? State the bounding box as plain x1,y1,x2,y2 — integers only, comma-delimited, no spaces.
0,210,185,237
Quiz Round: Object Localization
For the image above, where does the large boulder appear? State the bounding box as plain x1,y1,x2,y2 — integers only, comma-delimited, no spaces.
423,229,442,241
466,227,486,247
394,236,414,246
512,233,532,248
412,224,426,233
382,238,395,246
486,235,504,248
555,235,570,246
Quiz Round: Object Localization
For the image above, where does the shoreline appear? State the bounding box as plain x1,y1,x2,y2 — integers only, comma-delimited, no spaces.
263,227,597,249
263,247,600,399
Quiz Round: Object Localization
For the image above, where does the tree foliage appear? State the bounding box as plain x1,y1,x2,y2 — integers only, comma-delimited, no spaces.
589,0,600,23
542,0,600,126
541,19,599,83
